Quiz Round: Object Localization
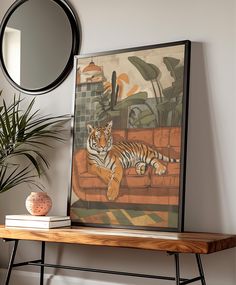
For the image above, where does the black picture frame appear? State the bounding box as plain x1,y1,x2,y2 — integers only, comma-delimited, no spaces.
68,40,191,232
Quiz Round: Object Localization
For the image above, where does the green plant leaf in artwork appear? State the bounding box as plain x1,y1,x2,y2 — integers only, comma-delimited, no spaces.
163,86,183,100
162,58,184,102
175,102,183,115
174,65,184,80
135,110,156,126
128,56,159,81
106,110,120,117
156,101,178,112
128,56,163,104
148,63,161,79
162,86,176,100
0,94,68,193
113,92,148,111
171,101,183,126
163,57,180,80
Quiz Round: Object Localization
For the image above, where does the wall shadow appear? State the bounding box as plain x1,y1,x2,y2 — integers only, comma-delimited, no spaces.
184,41,223,232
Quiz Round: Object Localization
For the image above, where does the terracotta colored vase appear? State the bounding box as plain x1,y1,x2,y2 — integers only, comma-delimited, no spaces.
25,192,52,216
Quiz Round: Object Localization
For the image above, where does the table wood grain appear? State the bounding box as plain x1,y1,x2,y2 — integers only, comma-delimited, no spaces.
0,225,235,254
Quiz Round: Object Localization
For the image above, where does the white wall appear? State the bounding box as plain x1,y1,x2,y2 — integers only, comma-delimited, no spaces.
0,0,236,285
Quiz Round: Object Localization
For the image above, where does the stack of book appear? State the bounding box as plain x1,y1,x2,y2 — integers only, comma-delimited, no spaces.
5,215,71,229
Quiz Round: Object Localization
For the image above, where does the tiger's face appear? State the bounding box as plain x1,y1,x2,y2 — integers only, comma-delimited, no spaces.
87,121,113,155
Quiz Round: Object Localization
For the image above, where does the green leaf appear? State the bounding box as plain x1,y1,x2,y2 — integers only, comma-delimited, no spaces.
0,165,39,193
175,102,183,115
106,110,120,117
128,56,159,81
174,66,184,80
0,94,67,192
114,92,148,111
163,57,181,80
163,87,175,99
156,101,178,112
137,112,156,125
148,64,161,78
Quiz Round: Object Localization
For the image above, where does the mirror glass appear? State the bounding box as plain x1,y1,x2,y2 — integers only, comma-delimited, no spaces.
0,0,80,94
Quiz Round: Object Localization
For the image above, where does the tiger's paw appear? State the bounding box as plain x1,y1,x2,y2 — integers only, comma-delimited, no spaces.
155,164,166,175
135,162,147,175
107,186,119,201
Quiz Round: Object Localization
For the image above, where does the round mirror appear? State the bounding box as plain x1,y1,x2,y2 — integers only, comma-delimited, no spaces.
0,0,80,95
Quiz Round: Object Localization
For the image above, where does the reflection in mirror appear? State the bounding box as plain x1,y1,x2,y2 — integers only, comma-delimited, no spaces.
0,0,80,94
3,27,21,85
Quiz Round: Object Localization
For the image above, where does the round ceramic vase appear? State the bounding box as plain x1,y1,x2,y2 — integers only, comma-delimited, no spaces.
25,192,52,216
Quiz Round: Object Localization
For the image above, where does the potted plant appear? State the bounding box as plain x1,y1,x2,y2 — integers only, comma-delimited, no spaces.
0,91,67,194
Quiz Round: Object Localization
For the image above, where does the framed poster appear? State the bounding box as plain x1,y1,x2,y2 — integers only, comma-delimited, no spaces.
69,40,191,232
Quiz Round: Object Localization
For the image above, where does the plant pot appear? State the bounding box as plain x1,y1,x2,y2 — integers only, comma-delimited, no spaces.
25,192,52,216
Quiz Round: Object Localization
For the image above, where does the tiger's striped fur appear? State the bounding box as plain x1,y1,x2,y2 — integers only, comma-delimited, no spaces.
87,121,180,201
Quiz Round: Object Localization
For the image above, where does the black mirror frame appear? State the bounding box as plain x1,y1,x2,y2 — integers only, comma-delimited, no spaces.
0,0,81,95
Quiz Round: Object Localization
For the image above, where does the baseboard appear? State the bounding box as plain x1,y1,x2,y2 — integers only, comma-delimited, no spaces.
0,268,123,285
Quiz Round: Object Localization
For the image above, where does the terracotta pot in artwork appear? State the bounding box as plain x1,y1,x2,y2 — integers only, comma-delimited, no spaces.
25,192,52,216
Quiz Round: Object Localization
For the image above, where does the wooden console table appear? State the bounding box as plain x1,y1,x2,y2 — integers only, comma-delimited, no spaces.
0,225,235,285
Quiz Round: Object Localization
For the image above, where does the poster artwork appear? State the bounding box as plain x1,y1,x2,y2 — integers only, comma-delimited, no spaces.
69,41,191,231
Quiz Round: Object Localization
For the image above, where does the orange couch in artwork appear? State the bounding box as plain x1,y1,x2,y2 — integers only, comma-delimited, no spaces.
72,127,181,206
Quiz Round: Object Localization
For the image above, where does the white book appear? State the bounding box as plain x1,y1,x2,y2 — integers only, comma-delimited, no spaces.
5,218,71,229
5,215,70,222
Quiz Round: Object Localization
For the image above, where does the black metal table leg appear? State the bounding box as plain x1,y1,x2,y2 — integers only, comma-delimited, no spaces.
1,238,208,285
40,242,45,285
4,239,19,285
196,254,206,285
174,253,180,285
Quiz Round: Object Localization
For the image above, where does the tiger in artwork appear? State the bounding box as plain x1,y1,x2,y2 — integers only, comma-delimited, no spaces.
87,121,180,201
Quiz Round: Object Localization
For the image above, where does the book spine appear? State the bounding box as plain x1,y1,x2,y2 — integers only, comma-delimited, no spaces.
5,219,49,228
5,219,71,229
5,215,70,221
